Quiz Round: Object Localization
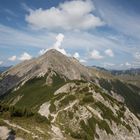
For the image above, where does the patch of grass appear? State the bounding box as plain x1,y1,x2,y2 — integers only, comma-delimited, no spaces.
79,93,94,105
0,118,5,126
80,119,94,140
60,95,76,107
49,102,56,113
137,127,140,133
0,103,34,118
70,131,83,139
2,72,66,110
68,111,74,119
95,101,121,125
98,120,113,135
117,106,125,119
112,80,140,114
95,102,121,124
91,82,122,107
52,92,66,101
92,84,102,93
82,95,95,103
73,105,78,112
80,116,113,140
94,101,132,131
72,80,87,85
8,116,51,139
34,113,50,124
10,106,34,117
122,121,132,132
0,103,9,112
98,78,112,92
100,92,117,103
85,92,93,96
99,78,140,114
81,87,89,92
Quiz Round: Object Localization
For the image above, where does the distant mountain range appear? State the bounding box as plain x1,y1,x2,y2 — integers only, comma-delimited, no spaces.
92,66,140,88
110,68,140,76
0,50,140,140
92,66,140,76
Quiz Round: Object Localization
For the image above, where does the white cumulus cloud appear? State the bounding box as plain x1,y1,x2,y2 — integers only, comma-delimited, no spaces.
53,33,67,55
125,62,131,67
0,61,3,65
8,55,17,61
90,50,103,60
103,62,115,67
19,52,32,61
25,0,104,30
134,52,140,60
39,49,48,55
73,52,86,63
79,59,87,63
105,49,114,57
73,52,80,59
53,33,64,48
39,33,67,56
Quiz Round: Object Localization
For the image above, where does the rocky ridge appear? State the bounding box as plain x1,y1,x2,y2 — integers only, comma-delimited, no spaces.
0,49,140,140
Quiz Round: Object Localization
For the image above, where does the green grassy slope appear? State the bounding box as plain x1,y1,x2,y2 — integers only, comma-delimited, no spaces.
0,78,138,140
1,72,66,110
99,78,140,115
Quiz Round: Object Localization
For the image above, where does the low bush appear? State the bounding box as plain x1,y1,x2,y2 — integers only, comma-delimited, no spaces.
34,113,50,124
82,95,94,103
9,106,34,117
60,95,76,107
49,102,56,113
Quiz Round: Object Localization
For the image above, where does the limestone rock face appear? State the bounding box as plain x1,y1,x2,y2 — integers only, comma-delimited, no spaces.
38,82,140,140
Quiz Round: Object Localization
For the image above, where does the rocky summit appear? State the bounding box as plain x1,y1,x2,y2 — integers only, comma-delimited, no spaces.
0,49,140,140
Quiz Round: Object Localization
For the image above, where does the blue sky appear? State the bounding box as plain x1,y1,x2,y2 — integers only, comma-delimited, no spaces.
0,0,140,69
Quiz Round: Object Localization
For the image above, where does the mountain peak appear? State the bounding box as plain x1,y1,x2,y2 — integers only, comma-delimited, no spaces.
44,49,62,55
43,49,66,58
0,48,93,95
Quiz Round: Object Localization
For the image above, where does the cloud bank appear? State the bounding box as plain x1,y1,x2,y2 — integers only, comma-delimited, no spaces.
8,55,17,61
19,52,32,61
0,61,3,65
90,50,103,60
105,49,114,57
94,0,140,39
39,33,67,56
53,33,67,55
25,0,104,30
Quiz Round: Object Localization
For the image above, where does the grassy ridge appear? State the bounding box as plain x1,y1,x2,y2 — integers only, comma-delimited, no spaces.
0,78,135,140
99,78,140,114
1,72,66,110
